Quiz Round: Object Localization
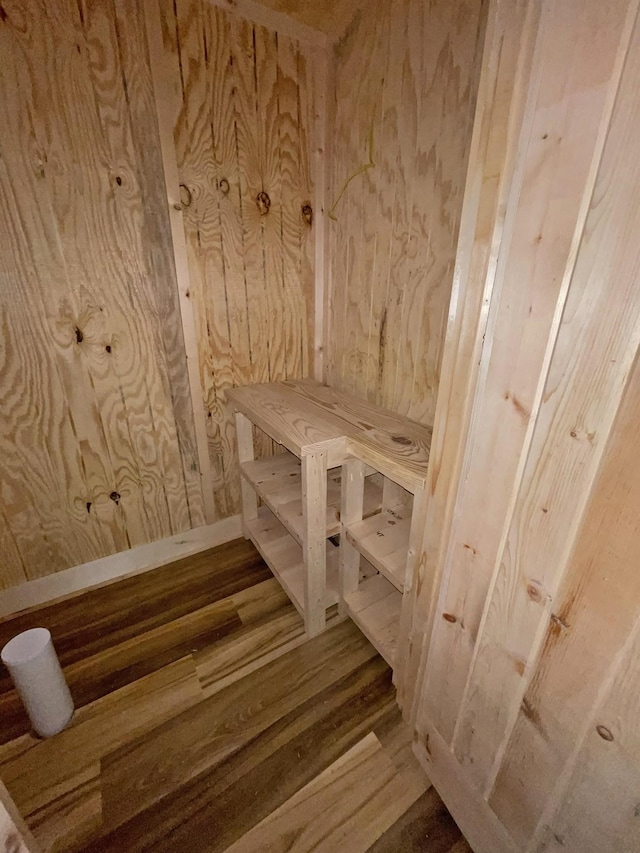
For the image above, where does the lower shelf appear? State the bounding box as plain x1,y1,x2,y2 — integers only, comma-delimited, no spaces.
241,452,382,546
246,505,340,620
344,504,412,591
343,574,402,667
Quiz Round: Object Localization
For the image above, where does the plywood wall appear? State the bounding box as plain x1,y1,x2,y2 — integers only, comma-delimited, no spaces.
0,0,206,589
156,0,319,517
409,1,640,850
326,0,486,425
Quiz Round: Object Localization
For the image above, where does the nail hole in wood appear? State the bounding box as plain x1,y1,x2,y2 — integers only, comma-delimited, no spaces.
86,501,92,513
74,327,84,343
105,345,111,353
302,203,313,226
219,178,230,195
109,491,121,505
115,175,122,186
256,191,271,215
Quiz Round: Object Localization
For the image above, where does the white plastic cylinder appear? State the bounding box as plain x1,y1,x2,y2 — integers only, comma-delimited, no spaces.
1,628,74,738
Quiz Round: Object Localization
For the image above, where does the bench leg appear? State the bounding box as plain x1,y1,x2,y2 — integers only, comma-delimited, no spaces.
235,412,258,538
339,458,365,616
302,449,328,637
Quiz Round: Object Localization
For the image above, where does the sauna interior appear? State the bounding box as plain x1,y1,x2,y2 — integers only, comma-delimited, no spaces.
1,0,640,850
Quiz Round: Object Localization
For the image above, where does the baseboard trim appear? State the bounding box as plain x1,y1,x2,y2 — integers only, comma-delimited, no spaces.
412,725,517,853
0,515,243,619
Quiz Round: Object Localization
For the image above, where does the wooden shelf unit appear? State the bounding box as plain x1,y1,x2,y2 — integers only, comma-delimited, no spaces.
240,452,382,546
344,503,412,592
340,436,430,672
343,574,402,667
228,379,431,640
247,506,340,617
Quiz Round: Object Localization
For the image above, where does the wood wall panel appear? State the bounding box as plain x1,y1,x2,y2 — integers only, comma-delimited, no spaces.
420,0,634,746
158,0,317,517
0,0,205,589
326,0,486,426
411,1,640,851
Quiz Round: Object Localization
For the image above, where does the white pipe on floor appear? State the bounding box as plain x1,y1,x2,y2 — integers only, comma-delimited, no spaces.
1,628,74,738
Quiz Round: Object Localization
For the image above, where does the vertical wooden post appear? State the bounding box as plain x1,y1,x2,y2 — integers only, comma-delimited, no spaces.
301,449,328,636
382,477,409,512
395,486,428,708
235,412,258,538
339,457,365,616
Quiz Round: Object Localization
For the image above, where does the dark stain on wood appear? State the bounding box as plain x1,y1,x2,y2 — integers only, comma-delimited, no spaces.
550,612,569,630
302,203,313,226
504,391,529,421
75,326,84,343
0,5,7,22
596,724,614,742
442,612,457,623
463,543,477,555
256,190,271,215
378,307,387,387
521,696,547,739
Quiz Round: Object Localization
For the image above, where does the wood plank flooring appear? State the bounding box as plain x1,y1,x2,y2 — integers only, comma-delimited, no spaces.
0,537,471,852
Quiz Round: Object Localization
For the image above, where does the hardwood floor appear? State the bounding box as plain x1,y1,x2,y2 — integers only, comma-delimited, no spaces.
0,538,471,852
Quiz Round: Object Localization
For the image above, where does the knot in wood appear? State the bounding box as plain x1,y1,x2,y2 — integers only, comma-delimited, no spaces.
302,203,313,226
109,491,121,505
391,435,412,446
179,183,192,208
219,178,230,195
256,190,271,215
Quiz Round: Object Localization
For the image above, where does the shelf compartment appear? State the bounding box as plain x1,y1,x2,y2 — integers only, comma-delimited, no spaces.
246,505,340,619
344,504,412,591
241,452,382,546
343,574,401,667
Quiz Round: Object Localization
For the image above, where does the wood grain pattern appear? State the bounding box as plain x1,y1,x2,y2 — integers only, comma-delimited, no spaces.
0,781,39,853
326,0,486,425
0,0,205,590
0,535,470,852
157,0,317,518
409,1,640,851
0,538,267,743
396,0,541,720
223,732,423,853
420,0,635,746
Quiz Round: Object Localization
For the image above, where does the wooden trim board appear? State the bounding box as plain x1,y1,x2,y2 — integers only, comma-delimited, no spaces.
143,0,216,524
413,728,517,853
0,516,242,619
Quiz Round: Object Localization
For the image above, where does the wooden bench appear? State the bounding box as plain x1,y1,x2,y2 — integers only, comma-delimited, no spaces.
228,379,432,663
